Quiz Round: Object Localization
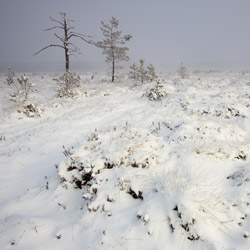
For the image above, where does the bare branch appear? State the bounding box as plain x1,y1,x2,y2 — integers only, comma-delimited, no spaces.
49,16,64,26
44,26,64,31
33,44,64,56
68,42,79,49
66,18,75,23
69,49,82,57
69,31,93,39
54,33,65,43
68,33,87,42
69,49,82,56
68,33,93,44
68,43,81,55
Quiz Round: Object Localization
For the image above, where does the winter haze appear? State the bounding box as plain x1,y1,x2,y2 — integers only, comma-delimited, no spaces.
2,1,250,249
1,0,250,72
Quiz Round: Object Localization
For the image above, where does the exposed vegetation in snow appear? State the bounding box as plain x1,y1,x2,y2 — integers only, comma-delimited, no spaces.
1,71,250,249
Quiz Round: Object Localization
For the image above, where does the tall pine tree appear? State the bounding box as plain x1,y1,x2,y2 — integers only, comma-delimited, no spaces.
97,17,132,82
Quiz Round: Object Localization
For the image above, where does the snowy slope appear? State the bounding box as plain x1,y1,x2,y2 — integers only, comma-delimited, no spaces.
1,71,250,250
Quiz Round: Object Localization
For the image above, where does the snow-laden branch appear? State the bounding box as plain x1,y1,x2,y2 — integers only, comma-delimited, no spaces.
68,32,94,44
33,44,64,56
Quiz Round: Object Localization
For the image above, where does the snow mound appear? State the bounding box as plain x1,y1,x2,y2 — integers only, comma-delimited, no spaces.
1,71,250,250
59,123,168,190
57,123,249,249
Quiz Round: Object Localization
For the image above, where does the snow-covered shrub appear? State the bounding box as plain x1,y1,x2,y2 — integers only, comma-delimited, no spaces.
5,67,15,85
17,103,43,118
178,62,189,79
54,71,81,98
17,74,33,100
57,87,78,98
57,124,171,217
10,92,21,102
145,79,167,101
151,165,234,245
58,124,167,191
61,156,94,189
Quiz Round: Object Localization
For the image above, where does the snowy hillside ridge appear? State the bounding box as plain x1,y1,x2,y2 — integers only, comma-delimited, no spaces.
1,71,250,249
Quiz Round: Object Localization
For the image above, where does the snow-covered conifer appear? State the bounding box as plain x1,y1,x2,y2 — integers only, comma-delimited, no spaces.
178,62,189,79
139,59,147,84
146,79,167,101
146,64,157,82
5,67,15,85
129,59,157,84
54,71,81,98
96,17,132,82
129,63,139,80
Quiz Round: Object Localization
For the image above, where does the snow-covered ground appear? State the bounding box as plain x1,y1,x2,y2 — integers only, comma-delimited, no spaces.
1,71,250,250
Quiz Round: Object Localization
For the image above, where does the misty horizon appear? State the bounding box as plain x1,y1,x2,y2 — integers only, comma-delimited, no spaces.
1,0,250,72
2,60,250,73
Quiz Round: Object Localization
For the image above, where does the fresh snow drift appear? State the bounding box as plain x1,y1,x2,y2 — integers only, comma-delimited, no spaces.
0,71,250,249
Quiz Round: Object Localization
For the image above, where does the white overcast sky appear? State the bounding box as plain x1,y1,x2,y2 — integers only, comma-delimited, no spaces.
1,0,250,71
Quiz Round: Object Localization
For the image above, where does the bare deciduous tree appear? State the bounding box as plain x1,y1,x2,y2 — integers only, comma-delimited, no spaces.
34,12,93,72
96,17,132,82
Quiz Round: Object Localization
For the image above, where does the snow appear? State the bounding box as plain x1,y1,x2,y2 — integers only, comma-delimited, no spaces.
1,71,250,249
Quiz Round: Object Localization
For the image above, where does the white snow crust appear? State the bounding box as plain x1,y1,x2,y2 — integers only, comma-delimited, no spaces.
1,71,250,249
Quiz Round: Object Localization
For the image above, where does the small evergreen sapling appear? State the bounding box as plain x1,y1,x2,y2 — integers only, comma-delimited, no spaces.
129,63,138,80
139,59,147,84
5,67,15,85
178,62,189,79
129,59,158,84
54,71,81,98
146,79,167,101
146,64,157,82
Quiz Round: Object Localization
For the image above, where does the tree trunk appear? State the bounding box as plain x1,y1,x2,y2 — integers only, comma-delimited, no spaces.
64,17,70,72
65,47,69,72
111,47,115,82
112,58,115,82
24,81,28,100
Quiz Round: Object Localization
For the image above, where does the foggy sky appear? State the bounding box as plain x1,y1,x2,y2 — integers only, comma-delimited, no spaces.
1,0,250,72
